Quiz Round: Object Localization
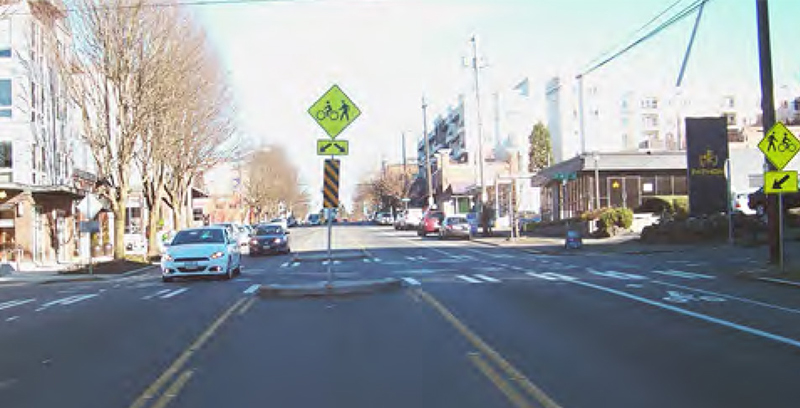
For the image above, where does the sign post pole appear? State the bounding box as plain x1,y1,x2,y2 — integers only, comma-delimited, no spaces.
88,192,93,276
327,207,333,286
779,194,784,273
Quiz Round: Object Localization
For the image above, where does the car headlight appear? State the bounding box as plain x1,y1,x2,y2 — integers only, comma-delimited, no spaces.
210,251,225,259
273,237,283,243
162,254,174,262
251,239,258,245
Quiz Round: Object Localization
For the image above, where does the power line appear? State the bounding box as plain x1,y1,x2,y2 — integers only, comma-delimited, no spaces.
584,0,686,70
579,0,713,77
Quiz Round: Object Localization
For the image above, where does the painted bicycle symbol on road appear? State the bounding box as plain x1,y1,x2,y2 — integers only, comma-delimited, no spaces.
663,290,726,304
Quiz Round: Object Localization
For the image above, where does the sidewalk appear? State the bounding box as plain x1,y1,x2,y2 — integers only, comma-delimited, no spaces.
0,257,157,286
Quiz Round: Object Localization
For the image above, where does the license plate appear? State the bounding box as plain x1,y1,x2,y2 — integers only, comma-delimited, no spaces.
185,261,198,269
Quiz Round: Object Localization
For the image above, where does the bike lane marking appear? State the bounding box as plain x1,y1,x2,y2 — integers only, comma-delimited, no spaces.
568,279,800,350
652,280,800,315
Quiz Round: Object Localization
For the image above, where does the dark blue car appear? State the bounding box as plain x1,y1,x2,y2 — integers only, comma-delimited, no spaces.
248,224,291,256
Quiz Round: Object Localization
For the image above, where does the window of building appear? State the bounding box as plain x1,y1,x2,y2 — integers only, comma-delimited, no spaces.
673,176,688,195
723,96,735,108
0,142,12,168
725,112,737,126
0,79,11,118
642,114,659,128
0,19,10,58
641,97,658,109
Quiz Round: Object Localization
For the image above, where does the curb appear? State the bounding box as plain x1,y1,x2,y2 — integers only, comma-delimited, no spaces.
39,276,107,285
291,251,371,263
119,265,158,277
257,278,402,298
756,276,800,288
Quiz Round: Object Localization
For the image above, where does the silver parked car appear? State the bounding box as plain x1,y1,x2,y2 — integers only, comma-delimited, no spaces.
439,215,472,240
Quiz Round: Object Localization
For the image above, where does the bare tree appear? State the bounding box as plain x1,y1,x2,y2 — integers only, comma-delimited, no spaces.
363,166,415,212
241,146,304,223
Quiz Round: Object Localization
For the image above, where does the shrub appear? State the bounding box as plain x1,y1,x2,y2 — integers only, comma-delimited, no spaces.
636,198,672,214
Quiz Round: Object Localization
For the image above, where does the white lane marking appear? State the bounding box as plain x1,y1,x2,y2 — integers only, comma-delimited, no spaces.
244,284,260,294
402,277,421,286
362,258,371,263
290,262,300,268
457,275,482,283
473,267,502,273
588,268,647,280
333,260,341,265
686,263,703,267
383,261,406,266
60,294,98,305
571,279,800,350
160,288,189,299
5,316,19,322
280,262,290,268
526,272,577,281
654,280,800,315
650,270,714,280
433,258,468,263
143,289,172,300
0,299,36,310
397,269,452,274
36,295,83,311
322,260,329,265
35,294,98,311
663,290,726,303
373,258,382,262
474,274,501,283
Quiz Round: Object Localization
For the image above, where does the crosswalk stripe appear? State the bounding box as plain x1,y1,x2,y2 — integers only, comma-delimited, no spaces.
280,262,290,268
0,298,35,310
526,272,577,281
244,284,260,294
402,277,421,286
160,288,189,299
474,274,501,283
457,275,482,283
60,294,98,305
651,270,714,280
143,289,172,300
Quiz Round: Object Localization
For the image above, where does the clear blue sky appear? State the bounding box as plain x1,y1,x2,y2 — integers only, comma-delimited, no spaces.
194,0,800,210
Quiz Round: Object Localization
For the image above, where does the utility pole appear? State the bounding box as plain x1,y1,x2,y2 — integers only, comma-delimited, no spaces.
402,132,409,210
422,96,434,209
756,0,780,264
470,35,487,205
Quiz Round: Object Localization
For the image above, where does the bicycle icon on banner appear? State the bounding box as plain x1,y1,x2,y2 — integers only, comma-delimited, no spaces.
315,100,351,122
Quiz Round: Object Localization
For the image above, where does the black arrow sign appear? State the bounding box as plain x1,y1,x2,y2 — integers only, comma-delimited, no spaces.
334,143,345,153
773,174,790,190
320,143,332,153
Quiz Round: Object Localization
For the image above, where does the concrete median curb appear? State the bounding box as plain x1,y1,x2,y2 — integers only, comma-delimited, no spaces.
290,250,371,263
257,278,403,298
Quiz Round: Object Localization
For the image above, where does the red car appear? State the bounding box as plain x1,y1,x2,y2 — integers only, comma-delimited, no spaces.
417,211,445,237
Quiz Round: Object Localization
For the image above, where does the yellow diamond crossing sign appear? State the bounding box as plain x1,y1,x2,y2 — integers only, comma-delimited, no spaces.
308,85,361,139
759,122,799,170
764,171,799,195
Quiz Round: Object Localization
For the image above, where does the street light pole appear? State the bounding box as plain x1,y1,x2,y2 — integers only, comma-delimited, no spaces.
470,35,487,205
422,96,434,209
593,152,601,210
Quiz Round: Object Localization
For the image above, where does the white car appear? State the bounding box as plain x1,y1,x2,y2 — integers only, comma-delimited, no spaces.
161,226,242,282
732,192,756,215
269,218,289,230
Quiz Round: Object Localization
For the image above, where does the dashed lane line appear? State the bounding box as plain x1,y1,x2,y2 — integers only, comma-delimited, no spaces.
457,275,483,284
402,277,421,286
243,284,260,295
474,274,501,283
160,288,189,299
0,298,36,310
143,289,172,300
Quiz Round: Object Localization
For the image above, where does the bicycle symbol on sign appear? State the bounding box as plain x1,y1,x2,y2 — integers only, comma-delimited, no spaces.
699,149,718,168
767,132,798,153
315,100,351,122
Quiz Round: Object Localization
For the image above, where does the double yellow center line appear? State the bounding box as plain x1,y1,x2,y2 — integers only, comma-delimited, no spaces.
415,289,562,408
128,297,251,408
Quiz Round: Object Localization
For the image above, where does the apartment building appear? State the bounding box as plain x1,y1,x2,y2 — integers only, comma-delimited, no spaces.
0,1,98,265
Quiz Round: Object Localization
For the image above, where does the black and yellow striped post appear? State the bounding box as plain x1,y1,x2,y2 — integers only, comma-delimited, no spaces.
323,159,340,209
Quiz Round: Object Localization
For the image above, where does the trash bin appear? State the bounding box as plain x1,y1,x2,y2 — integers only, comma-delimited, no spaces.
565,230,583,249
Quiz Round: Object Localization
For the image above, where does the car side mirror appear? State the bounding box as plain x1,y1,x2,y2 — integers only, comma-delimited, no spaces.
286,231,291,235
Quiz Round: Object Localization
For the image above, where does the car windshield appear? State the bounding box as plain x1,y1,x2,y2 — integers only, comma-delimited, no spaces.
255,226,283,235
448,217,468,225
170,229,225,245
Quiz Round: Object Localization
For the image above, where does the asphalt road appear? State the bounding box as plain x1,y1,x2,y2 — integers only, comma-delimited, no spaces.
2,224,800,407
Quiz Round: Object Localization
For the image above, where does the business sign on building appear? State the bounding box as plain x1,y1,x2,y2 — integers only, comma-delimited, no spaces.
685,117,729,216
